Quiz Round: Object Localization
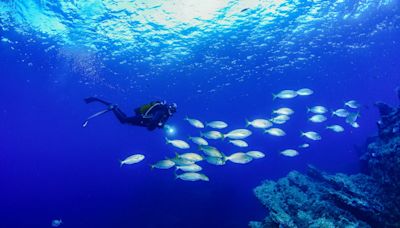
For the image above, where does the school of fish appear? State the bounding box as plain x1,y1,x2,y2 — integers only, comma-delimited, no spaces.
119,88,362,182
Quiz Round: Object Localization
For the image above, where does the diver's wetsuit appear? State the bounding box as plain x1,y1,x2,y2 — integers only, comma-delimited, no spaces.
112,102,172,130
84,97,175,131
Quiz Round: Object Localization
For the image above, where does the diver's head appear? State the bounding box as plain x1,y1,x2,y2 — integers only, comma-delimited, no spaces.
168,103,177,114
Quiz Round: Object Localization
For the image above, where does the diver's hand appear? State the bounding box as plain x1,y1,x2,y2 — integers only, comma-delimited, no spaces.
108,104,118,110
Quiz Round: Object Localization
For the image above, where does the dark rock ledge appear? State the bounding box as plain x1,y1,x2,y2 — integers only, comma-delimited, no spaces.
250,89,400,228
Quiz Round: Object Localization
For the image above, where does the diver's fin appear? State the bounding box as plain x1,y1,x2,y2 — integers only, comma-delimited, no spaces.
84,97,112,106
84,97,98,104
82,120,89,128
82,109,111,127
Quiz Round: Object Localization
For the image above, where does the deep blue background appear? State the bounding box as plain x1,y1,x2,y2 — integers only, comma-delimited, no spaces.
1,3,400,228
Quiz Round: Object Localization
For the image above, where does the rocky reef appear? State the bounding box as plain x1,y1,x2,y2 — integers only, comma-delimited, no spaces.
250,90,400,228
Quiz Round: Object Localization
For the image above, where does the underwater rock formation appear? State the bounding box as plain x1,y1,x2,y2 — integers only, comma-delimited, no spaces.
250,91,400,228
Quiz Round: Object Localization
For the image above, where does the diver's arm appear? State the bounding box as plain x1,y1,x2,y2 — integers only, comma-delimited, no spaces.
153,107,171,128
157,114,169,128
146,109,168,130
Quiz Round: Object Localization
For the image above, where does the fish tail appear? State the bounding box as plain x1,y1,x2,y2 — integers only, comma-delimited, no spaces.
272,93,277,100
306,107,310,113
165,137,170,144
120,160,124,167
245,119,250,127
331,110,335,117
220,134,225,141
149,164,154,170
300,131,304,137
221,152,227,160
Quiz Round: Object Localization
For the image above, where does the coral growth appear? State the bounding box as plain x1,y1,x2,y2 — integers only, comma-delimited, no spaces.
250,91,400,227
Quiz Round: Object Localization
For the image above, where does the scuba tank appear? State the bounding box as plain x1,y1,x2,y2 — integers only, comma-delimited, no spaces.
135,101,162,118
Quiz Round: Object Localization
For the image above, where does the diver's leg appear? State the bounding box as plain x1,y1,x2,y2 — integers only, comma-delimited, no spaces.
84,97,111,106
111,107,130,123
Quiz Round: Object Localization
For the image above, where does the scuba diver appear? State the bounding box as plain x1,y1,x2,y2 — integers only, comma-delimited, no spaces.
83,97,177,131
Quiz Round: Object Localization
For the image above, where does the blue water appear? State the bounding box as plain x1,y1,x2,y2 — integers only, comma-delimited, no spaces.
1,0,399,227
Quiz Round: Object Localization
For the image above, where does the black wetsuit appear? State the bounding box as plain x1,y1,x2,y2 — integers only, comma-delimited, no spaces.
112,102,172,131
84,97,175,131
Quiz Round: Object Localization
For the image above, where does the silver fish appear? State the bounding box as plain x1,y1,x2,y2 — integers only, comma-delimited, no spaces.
264,128,286,136
176,172,209,181
299,143,310,148
326,125,344,132
205,156,226,165
185,116,204,128
345,100,361,109
297,88,314,96
246,151,265,159
301,131,321,140
179,152,204,162
308,106,328,114
188,136,209,146
346,112,360,124
332,108,350,118
120,154,145,166
165,137,190,149
309,114,327,123
273,90,298,100
176,164,202,172
151,159,175,169
201,131,224,140
273,108,294,115
226,152,253,164
229,140,249,148
280,149,299,157
199,145,224,158
246,119,273,128
206,121,228,129
224,129,252,139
